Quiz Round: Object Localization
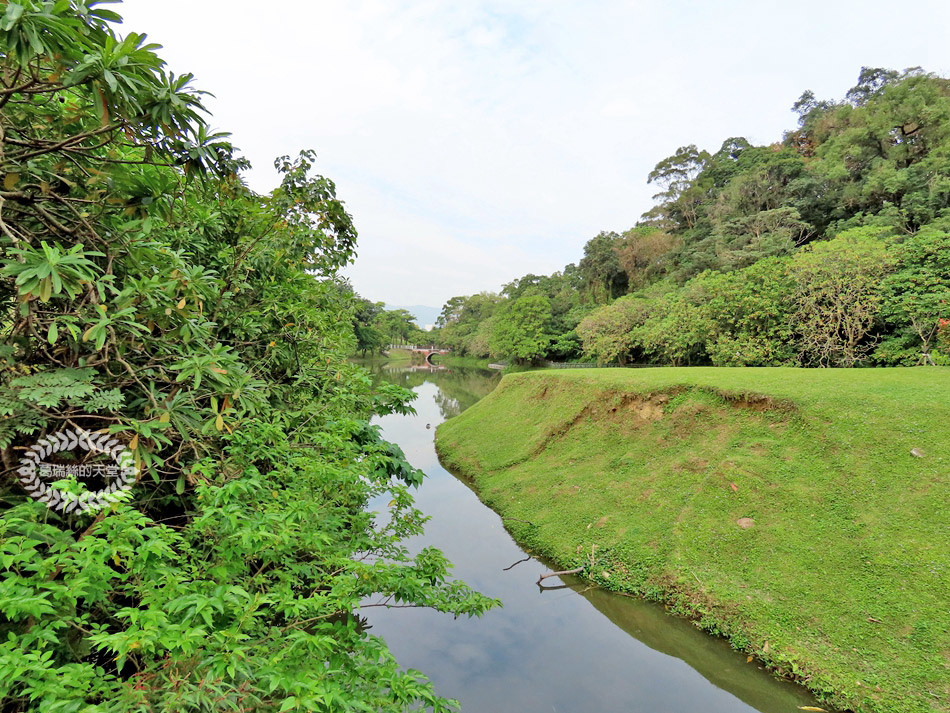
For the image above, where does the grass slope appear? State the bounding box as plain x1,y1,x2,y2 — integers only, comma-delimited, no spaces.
436,367,950,713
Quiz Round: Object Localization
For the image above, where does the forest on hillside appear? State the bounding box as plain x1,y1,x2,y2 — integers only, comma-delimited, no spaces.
433,67,950,367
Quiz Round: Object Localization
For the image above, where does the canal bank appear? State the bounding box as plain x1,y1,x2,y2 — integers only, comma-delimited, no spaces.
363,362,824,712
435,367,950,713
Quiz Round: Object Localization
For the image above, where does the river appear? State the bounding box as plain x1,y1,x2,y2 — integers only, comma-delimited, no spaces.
363,361,823,713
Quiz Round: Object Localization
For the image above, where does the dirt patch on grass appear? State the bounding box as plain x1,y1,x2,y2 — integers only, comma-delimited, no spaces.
674,400,714,418
624,395,666,421
684,457,709,472
533,391,670,453
535,386,795,457
720,391,795,413
597,392,669,425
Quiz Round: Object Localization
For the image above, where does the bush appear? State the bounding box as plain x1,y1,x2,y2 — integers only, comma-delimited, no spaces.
0,4,494,711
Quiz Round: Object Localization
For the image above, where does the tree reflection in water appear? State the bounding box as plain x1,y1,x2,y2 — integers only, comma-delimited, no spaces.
370,360,502,421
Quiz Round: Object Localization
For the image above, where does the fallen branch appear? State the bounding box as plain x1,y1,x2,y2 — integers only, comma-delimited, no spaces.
536,566,584,585
502,555,532,572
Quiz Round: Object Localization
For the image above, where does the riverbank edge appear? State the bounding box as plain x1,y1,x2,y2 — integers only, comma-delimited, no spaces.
435,439,828,705
434,367,950,713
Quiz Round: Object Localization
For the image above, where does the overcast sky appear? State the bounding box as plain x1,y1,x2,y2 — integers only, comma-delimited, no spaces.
119,1,950,308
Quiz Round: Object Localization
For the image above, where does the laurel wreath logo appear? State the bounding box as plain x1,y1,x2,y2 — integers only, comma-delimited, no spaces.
17,428,137,514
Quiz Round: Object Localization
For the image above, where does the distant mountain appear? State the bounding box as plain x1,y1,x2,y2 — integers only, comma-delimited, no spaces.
386,304,441,330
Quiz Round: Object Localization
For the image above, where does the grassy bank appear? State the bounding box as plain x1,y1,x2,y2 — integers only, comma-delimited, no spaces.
352,350,474,367
441,354,491,369
436,368,950,713
350,349,414,365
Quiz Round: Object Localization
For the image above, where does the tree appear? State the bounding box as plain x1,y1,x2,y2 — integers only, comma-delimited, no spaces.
376,308,420,345
489,295,553,363
577,296,652,364
466,317,494,358
436,296,467,328
346,294,383,355
578,231,628,303
635,292,714,367
643,144,710,230
437,292,501,355
0,4,494,711
355,322,386,356
845,66,906,106
878,230,950,364
789,229,896,366
615,227,679,288
688,258,797,366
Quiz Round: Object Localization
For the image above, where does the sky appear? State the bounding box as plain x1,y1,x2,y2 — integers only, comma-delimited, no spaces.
118,1,950,309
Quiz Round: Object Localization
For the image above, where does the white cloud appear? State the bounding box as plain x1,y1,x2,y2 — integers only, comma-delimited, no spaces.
119,0,950,306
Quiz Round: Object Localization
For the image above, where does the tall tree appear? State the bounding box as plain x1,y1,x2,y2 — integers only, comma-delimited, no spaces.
878,230,950,364
790,229,896,367
0,4,494,711
489,295,553,363
578,231,627,303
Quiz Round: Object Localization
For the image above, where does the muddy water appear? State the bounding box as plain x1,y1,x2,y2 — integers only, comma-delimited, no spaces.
364,362,823,713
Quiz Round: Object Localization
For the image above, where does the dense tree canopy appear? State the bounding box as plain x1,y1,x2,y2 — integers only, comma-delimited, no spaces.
0,3,494,711
345,292,427,357
437,67,950,369
488,295,554,363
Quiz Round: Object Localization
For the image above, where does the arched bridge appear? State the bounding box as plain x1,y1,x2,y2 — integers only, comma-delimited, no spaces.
413,347,450,365
390,344,451,365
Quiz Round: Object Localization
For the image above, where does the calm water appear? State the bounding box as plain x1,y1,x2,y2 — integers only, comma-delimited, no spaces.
363,362,821,713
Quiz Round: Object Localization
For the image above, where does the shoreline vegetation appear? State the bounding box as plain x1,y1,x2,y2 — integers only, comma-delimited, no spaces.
5,4,950,711
0,5,496,711
429,68,950,373
354,351,497,372
436,367,950,713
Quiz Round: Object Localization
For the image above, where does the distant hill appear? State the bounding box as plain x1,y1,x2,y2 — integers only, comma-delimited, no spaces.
386,304,441,330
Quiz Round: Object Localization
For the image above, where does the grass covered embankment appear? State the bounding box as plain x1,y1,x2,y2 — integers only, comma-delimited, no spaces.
436,368,950,713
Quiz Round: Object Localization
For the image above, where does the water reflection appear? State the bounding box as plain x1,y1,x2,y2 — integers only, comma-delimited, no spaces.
372,361,501,420
362,361,823,713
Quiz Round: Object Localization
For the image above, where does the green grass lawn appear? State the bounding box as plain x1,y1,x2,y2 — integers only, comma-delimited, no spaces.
436,367,950,713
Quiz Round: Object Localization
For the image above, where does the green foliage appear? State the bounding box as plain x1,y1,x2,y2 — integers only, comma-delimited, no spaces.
2,242,103,302
877,229,950,364
578,231,627,302
344,294,428,357
642,144,710,230
546,330,583,361
788,229,895,367
689,258,797,366
488,295,554,363
376,308,421,345
436,292,501,356
614,227,679,289
438,368,950,713
0,4,494,711
577,296,651,365
437,66,950,369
